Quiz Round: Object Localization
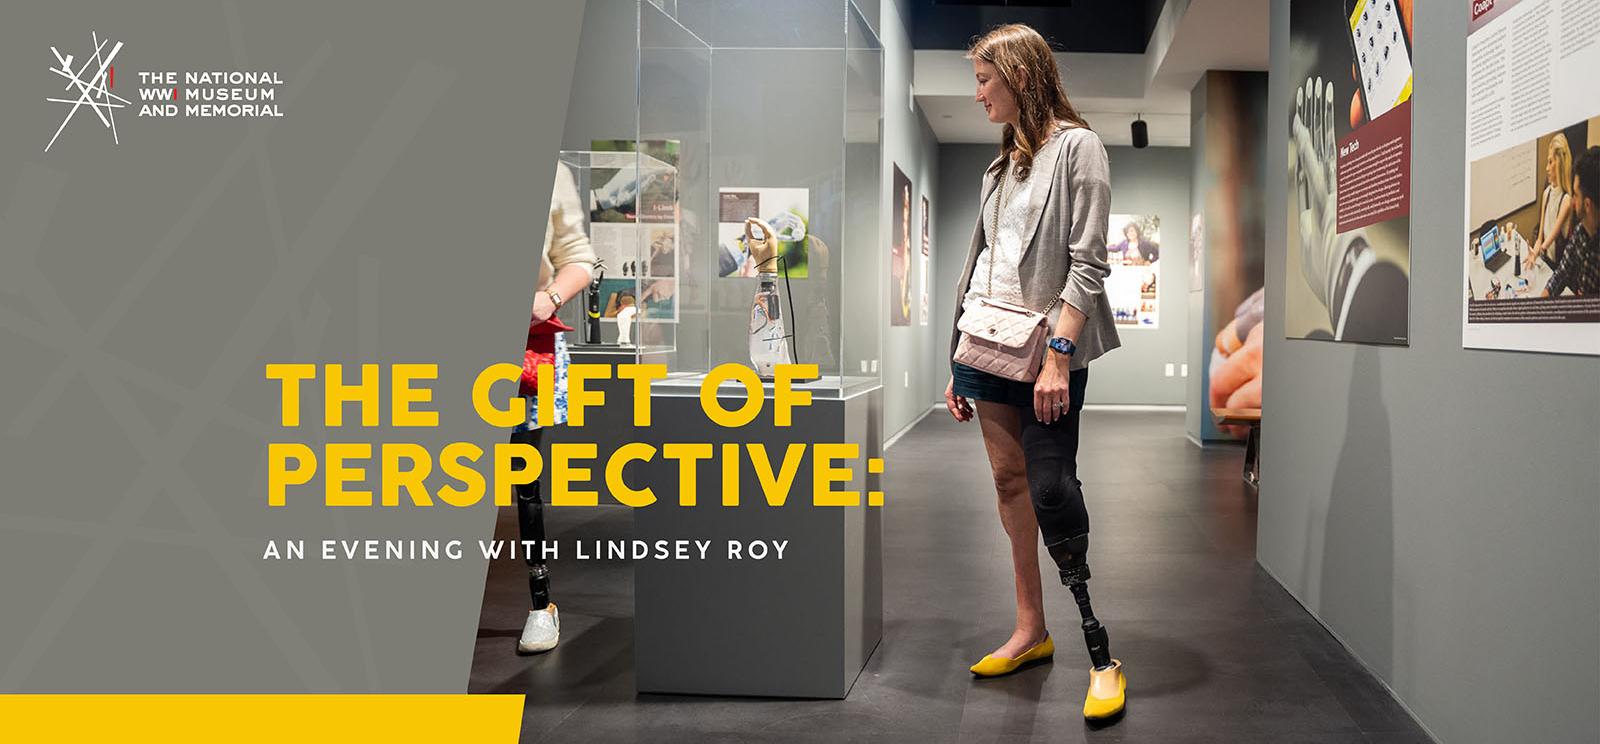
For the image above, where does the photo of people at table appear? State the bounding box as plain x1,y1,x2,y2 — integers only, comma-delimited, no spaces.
1467,115,1600,307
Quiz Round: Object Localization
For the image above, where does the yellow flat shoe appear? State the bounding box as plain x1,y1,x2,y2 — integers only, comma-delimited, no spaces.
969,635,1054,677
1083,659,1126,720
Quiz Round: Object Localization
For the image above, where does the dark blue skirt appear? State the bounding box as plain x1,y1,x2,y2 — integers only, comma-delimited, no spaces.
952,361,1087,408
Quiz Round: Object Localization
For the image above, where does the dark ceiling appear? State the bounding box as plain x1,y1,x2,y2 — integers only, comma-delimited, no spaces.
910,0,1169,53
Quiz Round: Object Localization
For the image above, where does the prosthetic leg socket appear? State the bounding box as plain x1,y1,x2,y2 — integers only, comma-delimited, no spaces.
515,479,550,610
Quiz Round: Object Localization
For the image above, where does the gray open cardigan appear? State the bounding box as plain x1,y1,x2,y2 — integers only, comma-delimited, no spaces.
949,126,1121,372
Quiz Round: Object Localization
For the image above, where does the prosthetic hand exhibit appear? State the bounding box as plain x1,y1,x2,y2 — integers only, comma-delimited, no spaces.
1293,76,1408,342
584,261,605,345
745,217,791,379
510,429,558,654
1045,532,1126,720
615,302,637,345
1293,76,1349,313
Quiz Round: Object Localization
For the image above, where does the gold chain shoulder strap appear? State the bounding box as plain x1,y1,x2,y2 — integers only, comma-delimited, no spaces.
986,163,1006,296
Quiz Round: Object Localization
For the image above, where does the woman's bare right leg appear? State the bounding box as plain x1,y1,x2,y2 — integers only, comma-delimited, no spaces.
976,400,1047,659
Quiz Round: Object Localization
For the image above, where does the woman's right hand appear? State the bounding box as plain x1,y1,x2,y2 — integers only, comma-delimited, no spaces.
946,377,973,422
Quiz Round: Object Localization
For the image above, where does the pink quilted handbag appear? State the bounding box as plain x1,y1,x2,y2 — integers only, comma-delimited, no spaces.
952,163,1066,383
954,297,1051,382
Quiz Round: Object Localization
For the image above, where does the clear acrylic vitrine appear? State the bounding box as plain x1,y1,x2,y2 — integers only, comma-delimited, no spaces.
548,0,883,399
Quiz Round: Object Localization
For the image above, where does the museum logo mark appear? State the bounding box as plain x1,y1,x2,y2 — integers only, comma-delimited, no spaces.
46,31,286,153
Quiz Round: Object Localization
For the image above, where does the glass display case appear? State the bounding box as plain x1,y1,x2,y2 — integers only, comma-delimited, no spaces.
549,0,883,399
551,149,678,357
550,0,887,700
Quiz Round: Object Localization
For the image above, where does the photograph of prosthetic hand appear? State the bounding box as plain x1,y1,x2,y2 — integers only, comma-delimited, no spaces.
1286,0,1413,345
717,188,812,278
587,154,676,224
1288,75,1410,344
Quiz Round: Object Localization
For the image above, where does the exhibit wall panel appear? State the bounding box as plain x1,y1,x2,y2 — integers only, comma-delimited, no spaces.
1259,1,1600,742
935,144,1193,407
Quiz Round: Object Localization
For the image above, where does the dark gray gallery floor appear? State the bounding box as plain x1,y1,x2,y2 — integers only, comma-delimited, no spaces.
469,410,1434,743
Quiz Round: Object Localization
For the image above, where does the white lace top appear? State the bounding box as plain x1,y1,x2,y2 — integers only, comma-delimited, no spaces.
1541,184,1569,242
964,157,1040,310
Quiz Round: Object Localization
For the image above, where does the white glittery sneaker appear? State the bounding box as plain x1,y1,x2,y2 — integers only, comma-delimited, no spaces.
517,603,559,654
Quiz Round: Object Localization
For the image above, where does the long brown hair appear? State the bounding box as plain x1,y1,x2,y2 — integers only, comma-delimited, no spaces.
967,24,1090,180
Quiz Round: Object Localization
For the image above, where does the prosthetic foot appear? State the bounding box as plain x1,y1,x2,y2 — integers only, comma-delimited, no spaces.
1047,533,1126,720
518,603,559,655
1084,659,1127,720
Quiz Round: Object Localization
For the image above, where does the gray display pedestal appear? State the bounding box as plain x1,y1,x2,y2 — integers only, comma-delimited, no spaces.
629,378,883,698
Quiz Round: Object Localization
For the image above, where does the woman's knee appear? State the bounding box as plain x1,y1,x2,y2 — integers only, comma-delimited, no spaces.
992,472,1029,504
1027,469,1082,510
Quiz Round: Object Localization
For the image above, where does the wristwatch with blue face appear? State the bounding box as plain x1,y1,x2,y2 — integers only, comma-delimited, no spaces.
1048,336,1077,356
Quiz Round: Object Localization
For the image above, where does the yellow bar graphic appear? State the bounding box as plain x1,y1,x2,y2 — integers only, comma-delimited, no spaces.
0,694,525,743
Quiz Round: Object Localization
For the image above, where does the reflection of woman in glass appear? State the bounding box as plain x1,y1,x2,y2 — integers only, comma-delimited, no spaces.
1528,133,1575,269
512,163,597,654
942,23,1126,722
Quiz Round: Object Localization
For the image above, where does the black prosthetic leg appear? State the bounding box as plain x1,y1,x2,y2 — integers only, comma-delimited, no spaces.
1047,533,1112,671
510,430,550,609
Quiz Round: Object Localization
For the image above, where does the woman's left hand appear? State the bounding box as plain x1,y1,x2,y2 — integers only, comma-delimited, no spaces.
1033,356,1072,423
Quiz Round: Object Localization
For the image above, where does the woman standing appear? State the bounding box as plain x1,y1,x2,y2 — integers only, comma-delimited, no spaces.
943,24,1125,720
512,162,598,654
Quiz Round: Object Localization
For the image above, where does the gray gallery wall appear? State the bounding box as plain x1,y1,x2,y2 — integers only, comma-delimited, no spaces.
933,142,991,408
935,143,1192,406
1096,145,1191,405
1259,1,1600,743
1187,86,1208,440
877,0,944,442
